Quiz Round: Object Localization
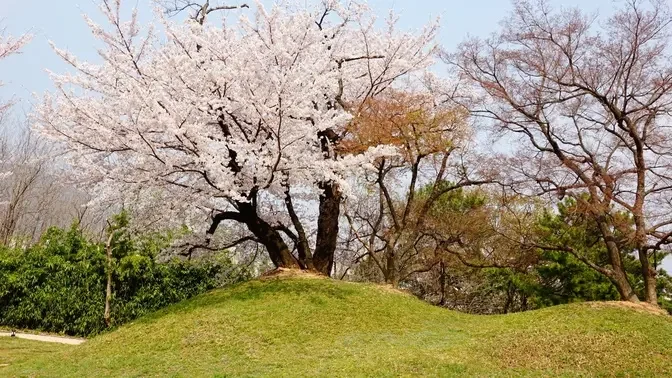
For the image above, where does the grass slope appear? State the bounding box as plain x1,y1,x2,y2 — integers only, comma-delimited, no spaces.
3,275,672,377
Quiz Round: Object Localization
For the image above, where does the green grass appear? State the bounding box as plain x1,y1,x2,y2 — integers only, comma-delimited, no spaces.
3,276,672,377
1,338,71,370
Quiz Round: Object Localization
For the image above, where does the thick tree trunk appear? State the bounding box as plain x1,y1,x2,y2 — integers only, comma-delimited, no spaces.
632,123,658,305
313,182,341,276
611,269,639,303
633,211,657,304
284,189,315,271
249,222,299,269
239,203,300,269
596,217,639,302
638,249,658,304
384,248,398,287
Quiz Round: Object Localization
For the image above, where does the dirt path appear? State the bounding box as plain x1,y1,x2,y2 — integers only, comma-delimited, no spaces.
0,332,85,345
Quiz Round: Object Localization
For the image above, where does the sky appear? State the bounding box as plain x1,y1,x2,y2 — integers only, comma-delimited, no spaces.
3,0,665,271
0,0,617,115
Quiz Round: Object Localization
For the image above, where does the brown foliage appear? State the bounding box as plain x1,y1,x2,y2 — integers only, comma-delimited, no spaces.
340,89,493,286
339,91,468,162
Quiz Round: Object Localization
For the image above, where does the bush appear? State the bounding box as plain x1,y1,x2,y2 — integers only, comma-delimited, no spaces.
0,224,248,336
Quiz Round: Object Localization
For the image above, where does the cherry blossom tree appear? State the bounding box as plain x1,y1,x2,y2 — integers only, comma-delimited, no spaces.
36,0,438,275
0,29,31,120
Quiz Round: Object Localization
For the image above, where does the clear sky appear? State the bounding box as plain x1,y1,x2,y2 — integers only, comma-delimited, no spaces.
5,1,667,272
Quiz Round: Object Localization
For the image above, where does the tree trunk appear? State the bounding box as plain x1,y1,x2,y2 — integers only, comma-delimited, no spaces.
632,122,657,305
104,232,114,328
596,216,639,302
438,261,446,306
638,249,658,304
385,248,398,287
503,282,514,314
313,182,341,276
611,270,639,302
284,189,314,270
239,203,300,269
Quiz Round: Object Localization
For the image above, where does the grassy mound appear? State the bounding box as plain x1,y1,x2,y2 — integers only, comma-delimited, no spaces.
3,275,672,377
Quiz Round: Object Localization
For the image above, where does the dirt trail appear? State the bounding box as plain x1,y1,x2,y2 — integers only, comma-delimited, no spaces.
0,331,85,345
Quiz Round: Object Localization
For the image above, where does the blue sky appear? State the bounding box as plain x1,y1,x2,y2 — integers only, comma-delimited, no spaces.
0,0,616,114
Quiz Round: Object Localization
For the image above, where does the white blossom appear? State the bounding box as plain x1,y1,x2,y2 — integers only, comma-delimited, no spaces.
36,1,438,233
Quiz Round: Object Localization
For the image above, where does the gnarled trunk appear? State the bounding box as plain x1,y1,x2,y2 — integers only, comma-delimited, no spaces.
239,203,300,269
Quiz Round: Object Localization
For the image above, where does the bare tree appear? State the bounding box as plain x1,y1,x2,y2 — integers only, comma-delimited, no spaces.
0,123,100,245
450,0,672,304
0,128,51,244
340,90,492,286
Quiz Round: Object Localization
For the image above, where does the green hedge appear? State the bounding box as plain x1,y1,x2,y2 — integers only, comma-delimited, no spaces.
0,224,247,336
